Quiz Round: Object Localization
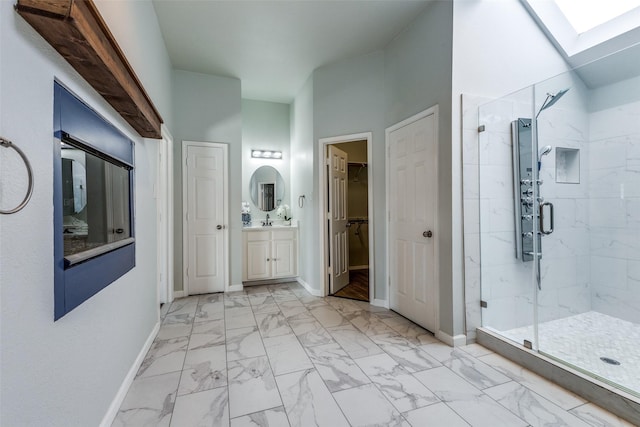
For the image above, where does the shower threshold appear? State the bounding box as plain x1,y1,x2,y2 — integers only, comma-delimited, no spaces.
477,326,640,425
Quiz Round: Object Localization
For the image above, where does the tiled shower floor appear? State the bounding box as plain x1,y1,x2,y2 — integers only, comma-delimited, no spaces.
504,311,640,395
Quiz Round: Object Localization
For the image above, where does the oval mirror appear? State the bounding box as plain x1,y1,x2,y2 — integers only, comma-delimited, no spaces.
250,166,285,212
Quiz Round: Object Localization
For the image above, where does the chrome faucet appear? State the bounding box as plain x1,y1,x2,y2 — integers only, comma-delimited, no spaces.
262,213,272,226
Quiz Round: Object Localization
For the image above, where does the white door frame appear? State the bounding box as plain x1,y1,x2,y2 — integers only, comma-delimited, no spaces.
157,124,175,305
385,105,440,336
318,132,375,302
182,140,229,297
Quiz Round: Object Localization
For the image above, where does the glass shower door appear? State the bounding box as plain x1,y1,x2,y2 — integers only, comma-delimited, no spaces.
478,86,538,347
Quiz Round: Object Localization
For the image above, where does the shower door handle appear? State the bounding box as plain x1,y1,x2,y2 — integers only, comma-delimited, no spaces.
539,202,554,235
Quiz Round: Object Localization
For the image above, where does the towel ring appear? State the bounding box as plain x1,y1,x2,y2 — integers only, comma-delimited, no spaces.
0,137,34,214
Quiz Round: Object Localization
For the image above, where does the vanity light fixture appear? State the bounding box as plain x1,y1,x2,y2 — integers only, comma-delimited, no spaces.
252,149,283,159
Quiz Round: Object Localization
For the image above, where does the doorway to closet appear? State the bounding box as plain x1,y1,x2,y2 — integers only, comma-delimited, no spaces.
319,133,374,303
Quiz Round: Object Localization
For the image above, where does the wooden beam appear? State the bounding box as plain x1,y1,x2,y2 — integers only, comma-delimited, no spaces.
16,0,163,139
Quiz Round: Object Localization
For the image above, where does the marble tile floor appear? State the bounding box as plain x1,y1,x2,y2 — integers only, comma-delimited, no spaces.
502,311,640,396
114,283,632,427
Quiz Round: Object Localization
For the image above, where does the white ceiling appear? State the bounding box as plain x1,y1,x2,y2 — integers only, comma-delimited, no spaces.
152,0,432,103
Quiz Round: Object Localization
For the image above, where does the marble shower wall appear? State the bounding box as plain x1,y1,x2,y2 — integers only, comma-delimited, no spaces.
534,73,591,323
588,84,640,323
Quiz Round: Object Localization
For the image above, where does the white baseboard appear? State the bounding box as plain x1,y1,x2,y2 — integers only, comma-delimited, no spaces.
227,284,243,292
243,278,298,286
436,330,467,347
297,278,323,296
100,321,160,427
173,290,185,299
349,265,369,271
371,298,388,308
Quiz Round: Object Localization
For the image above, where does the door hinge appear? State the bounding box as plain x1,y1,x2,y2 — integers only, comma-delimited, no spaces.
186,267,189,277
480,300,488,308
478,125,486,133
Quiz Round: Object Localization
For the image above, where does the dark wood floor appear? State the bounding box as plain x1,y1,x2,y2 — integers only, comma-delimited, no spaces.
333,269,369,302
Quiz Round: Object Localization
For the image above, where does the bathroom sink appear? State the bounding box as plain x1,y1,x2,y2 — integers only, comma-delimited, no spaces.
243,223,295,229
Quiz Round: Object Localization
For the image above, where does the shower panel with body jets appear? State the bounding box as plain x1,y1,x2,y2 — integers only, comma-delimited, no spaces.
511,89,568,289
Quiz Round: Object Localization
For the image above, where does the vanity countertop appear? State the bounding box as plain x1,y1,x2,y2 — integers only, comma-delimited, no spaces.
242,221,298,231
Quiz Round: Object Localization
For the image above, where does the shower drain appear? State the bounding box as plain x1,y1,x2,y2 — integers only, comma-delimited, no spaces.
600,357,621,366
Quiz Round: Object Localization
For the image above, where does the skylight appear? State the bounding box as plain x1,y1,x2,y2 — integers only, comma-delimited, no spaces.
554,0,640,34
523,0,640,66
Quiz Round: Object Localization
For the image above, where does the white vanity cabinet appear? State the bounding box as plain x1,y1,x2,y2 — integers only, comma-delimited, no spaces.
243,228,298,281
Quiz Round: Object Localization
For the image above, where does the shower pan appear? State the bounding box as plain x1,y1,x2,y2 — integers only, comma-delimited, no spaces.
476,66,640,422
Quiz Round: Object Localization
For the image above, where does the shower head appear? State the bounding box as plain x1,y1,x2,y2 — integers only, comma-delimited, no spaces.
536,88,570,118
538,145,552,160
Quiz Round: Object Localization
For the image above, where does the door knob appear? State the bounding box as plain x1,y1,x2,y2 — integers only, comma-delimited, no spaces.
216,225,222,230
423,230,433,238
115,228,124,234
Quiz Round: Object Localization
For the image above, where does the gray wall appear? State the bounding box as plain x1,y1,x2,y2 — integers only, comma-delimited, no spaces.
290,2,457,336
384,0,455,335
313,51,386,298
242,99,291,220
172,70,242,290
289,76,315,290
0,0,171,424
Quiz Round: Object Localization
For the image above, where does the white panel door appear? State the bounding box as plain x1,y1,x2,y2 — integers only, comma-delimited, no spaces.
388,109,438,333
185,144,226,294
328,145,349,294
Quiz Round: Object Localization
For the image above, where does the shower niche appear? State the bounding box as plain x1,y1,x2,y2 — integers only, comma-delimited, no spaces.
555,147,580,184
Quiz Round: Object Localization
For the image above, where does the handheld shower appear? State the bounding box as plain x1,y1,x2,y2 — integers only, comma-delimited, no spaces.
538,145,552,160
538,145,552,171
